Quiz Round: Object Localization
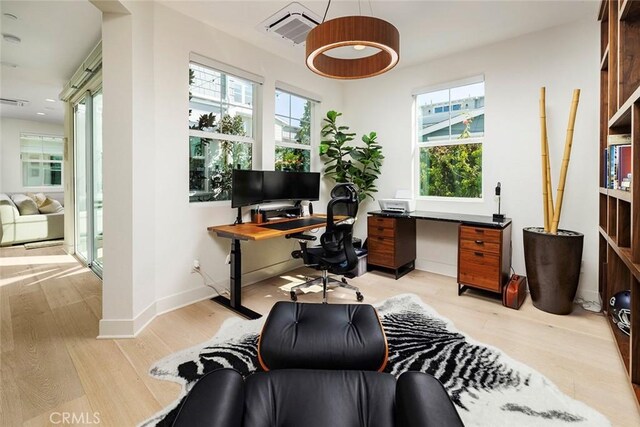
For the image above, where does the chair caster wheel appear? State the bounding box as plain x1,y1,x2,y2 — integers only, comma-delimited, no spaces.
290,291,298,302
356,292,364,302
341,277,348,284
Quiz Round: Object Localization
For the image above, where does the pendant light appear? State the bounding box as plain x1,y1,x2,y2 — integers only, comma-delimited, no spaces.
305,0,400,79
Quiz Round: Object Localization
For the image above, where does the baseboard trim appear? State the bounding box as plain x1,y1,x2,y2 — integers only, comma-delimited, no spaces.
98,258,301,338
415,258,456,278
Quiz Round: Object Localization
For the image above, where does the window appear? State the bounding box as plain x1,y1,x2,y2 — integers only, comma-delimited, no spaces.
415,79,484,198
189,61,258,202
20,133,64,187
274,89,316,172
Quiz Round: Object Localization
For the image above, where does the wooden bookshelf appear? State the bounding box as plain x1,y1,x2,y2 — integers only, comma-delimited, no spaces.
600,0,640,407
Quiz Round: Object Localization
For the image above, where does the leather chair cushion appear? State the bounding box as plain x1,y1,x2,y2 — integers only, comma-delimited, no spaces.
243,370,396,427
258,302,387,371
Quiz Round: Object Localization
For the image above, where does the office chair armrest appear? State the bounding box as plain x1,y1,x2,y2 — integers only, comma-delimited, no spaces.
285,233,317,241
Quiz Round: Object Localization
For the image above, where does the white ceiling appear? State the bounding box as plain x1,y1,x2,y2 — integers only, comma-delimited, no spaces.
162,0,599,71
0,1,102,124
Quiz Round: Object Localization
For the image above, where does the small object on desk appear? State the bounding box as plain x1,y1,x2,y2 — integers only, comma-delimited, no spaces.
251,208,265,224
378,189,416,213
492,182,505,222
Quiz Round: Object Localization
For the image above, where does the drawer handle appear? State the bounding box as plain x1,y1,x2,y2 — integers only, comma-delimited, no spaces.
475,240,484,245
378,227,384,231
474,251,484,257
475,229,485,233
378,237,384,240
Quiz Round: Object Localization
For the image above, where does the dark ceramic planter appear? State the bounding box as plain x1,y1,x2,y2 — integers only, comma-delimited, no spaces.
523,227,584,315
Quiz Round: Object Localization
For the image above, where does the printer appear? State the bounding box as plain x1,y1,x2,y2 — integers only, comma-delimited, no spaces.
378,189,416,213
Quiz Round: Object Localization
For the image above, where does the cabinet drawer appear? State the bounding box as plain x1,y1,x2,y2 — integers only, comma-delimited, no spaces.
368,224,396,238
459,225,501,244
368,236,395,267
459,238,500,254
458,249,500,291
369,216,396,230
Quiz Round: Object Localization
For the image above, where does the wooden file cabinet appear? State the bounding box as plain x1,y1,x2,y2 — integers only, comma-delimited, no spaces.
457,224,511,295
367,216,416,279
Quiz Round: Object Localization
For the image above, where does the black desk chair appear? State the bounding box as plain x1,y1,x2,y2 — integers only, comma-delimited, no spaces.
288,183,363,303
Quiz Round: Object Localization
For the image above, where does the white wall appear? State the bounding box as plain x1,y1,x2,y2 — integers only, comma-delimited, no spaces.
98,1,343,336
342,18,600,303
0,117,64,193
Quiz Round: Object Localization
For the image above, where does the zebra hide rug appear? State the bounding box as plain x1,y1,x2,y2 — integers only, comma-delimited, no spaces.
141,293,609,427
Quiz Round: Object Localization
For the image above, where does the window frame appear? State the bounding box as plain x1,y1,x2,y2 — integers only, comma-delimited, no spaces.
413,75,485,201
274,88,318,173
188,54,263,205
20,132,65,189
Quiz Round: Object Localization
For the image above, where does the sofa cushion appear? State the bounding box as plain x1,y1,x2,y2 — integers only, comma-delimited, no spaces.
10,194,39,215
27,192,47,207
39,197,64,214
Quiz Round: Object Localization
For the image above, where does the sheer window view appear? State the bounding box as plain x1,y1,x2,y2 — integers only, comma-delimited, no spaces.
275,90,314,172
416,80,484,198
20,133,64,187
189,62,255,202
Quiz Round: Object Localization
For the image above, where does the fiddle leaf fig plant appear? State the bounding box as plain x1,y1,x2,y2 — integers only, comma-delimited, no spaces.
320,110,384,203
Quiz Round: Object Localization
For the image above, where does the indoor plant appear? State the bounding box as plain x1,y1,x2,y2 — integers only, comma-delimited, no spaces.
523,87,584,315
320,110,384,203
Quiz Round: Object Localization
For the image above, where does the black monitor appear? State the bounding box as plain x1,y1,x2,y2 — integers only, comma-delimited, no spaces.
262,171,320,203
231,169,263,208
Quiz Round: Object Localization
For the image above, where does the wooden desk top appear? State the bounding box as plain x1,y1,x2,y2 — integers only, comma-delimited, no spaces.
207,214,333,241
369,210,512,229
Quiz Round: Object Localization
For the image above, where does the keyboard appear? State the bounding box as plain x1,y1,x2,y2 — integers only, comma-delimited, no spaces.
260,217,326,231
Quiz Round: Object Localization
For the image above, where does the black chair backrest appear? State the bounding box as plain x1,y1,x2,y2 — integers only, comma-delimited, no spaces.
322,183,359,274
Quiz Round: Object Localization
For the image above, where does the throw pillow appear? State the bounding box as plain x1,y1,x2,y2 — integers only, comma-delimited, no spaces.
39,197,64,214
10,194,40,215
27,192,47,207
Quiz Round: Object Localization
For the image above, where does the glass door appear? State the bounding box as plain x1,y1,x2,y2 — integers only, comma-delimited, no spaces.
74,99,88,262
73,89,103,277
92,91,103,272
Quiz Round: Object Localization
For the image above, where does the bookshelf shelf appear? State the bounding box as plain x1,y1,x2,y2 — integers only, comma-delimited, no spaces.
599,0,640,407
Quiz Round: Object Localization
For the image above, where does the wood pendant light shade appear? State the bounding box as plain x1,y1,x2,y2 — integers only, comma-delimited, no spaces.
305,16,400,79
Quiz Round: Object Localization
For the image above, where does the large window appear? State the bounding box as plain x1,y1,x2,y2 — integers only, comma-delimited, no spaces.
274,89,315,172
20,133,64,187
416,79,484,198
189,61,257,202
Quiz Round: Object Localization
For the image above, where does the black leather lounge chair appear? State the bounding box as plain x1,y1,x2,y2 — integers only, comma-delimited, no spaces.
172,302,464,427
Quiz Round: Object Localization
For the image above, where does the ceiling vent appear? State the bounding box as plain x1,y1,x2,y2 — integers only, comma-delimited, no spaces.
0,97,29,107
258,2,321,46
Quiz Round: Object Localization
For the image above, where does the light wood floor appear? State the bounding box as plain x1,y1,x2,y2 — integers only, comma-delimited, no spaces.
1,245,639,426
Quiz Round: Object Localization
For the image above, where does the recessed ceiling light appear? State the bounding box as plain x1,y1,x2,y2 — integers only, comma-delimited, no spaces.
36,112,45,116
2,33,21,44
45,98,56,103
3,13,18,20
0,61,17,68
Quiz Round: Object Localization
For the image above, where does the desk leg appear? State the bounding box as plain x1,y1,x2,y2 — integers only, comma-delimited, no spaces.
211,239,262,319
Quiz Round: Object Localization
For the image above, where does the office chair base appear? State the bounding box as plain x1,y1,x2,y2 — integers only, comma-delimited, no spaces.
289,276,363,302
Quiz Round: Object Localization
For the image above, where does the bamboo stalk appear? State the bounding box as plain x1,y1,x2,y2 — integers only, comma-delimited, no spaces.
546,141,554,227
551,89,581,234
540,87,550,232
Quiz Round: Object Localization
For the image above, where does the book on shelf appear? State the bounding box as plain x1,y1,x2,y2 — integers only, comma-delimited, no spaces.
608,134,631,146
606,144,632,191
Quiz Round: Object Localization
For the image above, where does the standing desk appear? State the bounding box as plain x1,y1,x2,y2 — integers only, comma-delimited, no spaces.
207,214,335,319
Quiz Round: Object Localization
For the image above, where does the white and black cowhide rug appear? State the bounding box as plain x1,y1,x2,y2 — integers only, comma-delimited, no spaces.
141,293,609,427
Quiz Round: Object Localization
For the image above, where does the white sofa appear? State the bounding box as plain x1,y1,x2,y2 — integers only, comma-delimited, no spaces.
0,192,64,246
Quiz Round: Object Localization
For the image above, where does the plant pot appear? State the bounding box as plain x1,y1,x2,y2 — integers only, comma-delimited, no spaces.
523,227,584,315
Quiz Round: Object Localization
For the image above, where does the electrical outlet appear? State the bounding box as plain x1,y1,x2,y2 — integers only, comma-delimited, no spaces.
193,259,200,270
